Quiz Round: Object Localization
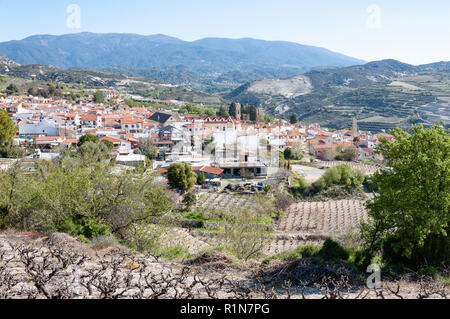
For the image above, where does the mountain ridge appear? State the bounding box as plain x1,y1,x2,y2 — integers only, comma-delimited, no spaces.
0,32,365,89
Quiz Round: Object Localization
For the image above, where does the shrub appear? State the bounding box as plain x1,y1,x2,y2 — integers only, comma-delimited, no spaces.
348,249,373,270
418,266,439,279
182,192,197,211
262,244,320,264
318,238,349,262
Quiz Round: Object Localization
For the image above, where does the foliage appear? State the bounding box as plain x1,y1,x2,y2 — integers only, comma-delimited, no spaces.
317,238,350,262
289,113,298,124
290,176,309,192
100,139,114,151
197,172,206,185
262,244,320,264
167,163,197,192
0,146,25,158
224,210,269,261
160,246,191,261
0,110,18,146
284,147,303,160
312,164,365,192
5,84,19,95
182,192,197,211
77,134,99,147
93,91,105,103
138,137,159,159
361,125,449,268
0,155,171,241
335,145,358,161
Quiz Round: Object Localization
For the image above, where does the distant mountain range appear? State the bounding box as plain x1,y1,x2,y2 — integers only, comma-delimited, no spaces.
0,33,365,89
227,59,450,130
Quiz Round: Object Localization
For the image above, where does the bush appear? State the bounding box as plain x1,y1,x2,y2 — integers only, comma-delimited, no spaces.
58,215,110,241
348,249,373,270
0,146,25,158
418,266,439,279
291,176,308,191
262,244,321,264
311,165,365,193
318,238,349,262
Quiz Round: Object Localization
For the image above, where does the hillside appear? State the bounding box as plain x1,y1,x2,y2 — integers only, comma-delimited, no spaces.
0,33,365,90
0,58,225,105
226,60,450,130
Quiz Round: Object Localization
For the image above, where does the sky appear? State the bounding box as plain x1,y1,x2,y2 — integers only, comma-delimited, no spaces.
0,0,449,65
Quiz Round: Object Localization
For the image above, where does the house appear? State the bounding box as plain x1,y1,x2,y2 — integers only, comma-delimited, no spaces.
192,166,224,180
34,136,64,147
80,114,102,128
18,119,60,137
149,112,182,126
120,119,143,133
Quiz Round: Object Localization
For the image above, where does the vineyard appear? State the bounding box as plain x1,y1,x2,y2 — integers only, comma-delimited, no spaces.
190,191,369,257
195,192,260,210
276,200,368,234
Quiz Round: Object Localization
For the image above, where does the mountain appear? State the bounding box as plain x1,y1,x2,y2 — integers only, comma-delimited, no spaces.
0,33,365,89
226,59,450,130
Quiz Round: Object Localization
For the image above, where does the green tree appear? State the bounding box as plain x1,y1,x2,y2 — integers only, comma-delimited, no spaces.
0,153,171,239
77,134,99,147
291,148,304,161
138,137,159,160
5,84,19,95
361,125,449,267
335,145,358,161
182,192,197,211
217,105,228,117
167,163,197,192
264,114,274,123
100,139,114,151
48,84,56,96
197,172,206,185
0,110,17,146
289,113,298,124
249,106,258,122
284,148,293,160
229,102,238,118
94,91,105,103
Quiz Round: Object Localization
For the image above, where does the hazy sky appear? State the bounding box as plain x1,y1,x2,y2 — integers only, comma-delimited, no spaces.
1,0,449,65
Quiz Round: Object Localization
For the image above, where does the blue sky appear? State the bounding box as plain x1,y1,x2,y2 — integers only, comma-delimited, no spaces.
1,0,449,64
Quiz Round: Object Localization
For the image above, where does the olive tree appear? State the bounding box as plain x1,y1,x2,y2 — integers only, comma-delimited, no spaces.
361,125,449,267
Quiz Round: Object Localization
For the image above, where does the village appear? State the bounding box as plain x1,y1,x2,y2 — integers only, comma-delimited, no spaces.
0,90,393,187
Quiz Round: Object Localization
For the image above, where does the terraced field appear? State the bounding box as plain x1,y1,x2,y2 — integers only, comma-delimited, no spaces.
192,191,369,257
195,192,259,210
276,200,368,235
